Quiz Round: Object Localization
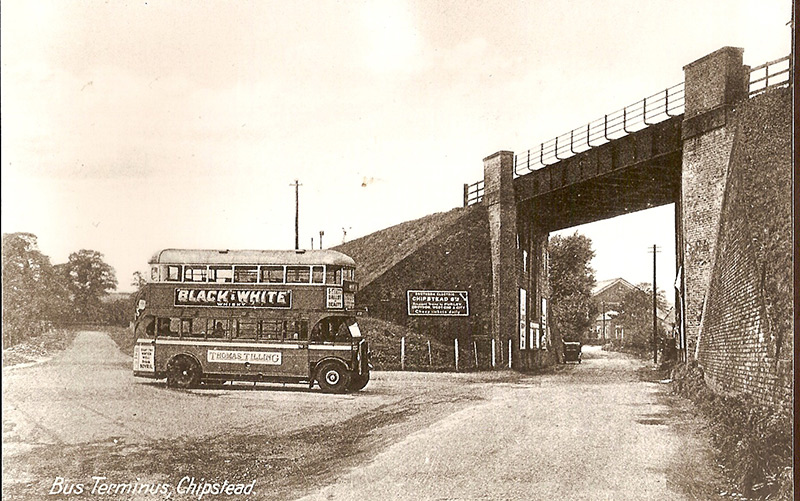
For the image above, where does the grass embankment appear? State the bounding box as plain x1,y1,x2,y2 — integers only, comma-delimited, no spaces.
2,328,80,367
670,362,792,500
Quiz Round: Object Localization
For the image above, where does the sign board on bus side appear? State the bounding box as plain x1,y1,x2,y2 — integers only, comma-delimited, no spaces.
407,290,469,316
174,288,292,308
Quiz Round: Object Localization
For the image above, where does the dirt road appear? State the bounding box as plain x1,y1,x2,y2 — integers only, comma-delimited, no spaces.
3,333,726,500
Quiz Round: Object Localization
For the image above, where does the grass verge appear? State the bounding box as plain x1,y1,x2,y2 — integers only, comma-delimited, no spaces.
670,361,792,500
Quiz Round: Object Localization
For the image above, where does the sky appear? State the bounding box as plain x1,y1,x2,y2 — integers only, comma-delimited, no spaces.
1,0,792,293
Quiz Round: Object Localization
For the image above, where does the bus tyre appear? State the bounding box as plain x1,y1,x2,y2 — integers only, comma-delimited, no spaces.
347,372,370,392
166,355,201,389
317,362,350,394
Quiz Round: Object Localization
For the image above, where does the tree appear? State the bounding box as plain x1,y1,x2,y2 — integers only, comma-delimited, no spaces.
549,232,596,342
61,249,118,320
2,233,70,346
131,271,147,291
615,283,669,349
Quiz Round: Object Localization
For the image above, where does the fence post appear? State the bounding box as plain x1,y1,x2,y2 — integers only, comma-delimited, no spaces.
491,339,496,368
454,338,459,371
473,340,478,368
463,184,469,207
401,336,406,371
508,339,512,369
427,340,432,366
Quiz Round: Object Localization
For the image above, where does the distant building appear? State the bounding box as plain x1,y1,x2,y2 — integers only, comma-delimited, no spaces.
591,278,637,342
590,278,673,343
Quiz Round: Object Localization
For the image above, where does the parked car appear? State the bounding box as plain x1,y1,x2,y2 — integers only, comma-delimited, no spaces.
562,341,582,364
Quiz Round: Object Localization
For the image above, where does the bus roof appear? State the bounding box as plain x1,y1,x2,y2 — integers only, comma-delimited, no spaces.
149,249,356,267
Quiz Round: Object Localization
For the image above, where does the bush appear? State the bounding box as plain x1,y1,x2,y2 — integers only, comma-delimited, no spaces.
671,362,792,499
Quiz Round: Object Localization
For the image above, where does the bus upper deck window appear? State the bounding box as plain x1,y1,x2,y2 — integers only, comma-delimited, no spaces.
167,265,181,281
151,266,159,281
234,266,258,283
311,266,324,284
209,266,233,283
326,266,342,285
184,266,208,282
286,266,310,284
262,266,285,283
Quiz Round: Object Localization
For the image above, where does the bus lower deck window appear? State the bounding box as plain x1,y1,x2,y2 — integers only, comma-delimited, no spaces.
260,321,283,340
236,320,258,339
208,319,229,338
183,319,205,338
157,318,180,337
285,320,308,340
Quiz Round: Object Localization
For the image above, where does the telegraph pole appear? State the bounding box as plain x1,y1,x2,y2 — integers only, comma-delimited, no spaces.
649,245,661,364
601,301,606,342
290,180,301,250
319,230,324,249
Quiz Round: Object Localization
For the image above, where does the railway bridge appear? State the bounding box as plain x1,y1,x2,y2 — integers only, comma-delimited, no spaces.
464,46,791,404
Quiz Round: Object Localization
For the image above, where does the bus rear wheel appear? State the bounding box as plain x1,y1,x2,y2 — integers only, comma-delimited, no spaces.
317,361,350,394
166,355,201,389
347,372,370,392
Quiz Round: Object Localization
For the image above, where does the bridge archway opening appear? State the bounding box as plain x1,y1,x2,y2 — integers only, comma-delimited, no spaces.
549,203,678,350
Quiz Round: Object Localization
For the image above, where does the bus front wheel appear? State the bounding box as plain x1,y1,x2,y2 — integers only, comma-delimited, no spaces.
347,372,370,392
317,362,350,394
166,355,201,389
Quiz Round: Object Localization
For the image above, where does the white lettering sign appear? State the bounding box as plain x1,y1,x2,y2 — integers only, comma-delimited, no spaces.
327,287,344,309
134,345,155,372
207,350,282,365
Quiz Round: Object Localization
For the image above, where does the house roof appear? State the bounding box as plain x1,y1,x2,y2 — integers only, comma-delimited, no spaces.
592,277,638,296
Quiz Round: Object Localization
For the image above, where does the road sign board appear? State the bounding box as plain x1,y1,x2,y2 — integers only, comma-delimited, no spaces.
407,290,469,316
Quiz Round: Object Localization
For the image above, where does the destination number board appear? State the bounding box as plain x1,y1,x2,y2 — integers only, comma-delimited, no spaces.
407,290,469,316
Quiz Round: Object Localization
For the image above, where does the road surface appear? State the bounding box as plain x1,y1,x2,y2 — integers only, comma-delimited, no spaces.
2,332,726,500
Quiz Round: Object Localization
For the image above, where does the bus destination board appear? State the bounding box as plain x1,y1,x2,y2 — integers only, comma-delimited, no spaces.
407,290,469,316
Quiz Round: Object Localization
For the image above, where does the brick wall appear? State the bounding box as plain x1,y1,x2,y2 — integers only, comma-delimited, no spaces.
696,88,792,407
681,126,735,354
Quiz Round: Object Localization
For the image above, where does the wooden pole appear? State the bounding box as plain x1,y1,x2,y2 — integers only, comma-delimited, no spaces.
427,340,432,366
455,338,459,371
401,336,406,371
290,179,302,250
473,340,478,368
491,339,496,368
652,244,658,364
508,339,512,369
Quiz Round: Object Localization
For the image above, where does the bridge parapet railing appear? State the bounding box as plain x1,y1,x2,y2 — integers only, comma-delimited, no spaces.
463,180,484,207
512,83,685,177
464,54,790,206
749,55,791,96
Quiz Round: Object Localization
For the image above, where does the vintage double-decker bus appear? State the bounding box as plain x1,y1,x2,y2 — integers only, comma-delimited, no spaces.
132,249,369,393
